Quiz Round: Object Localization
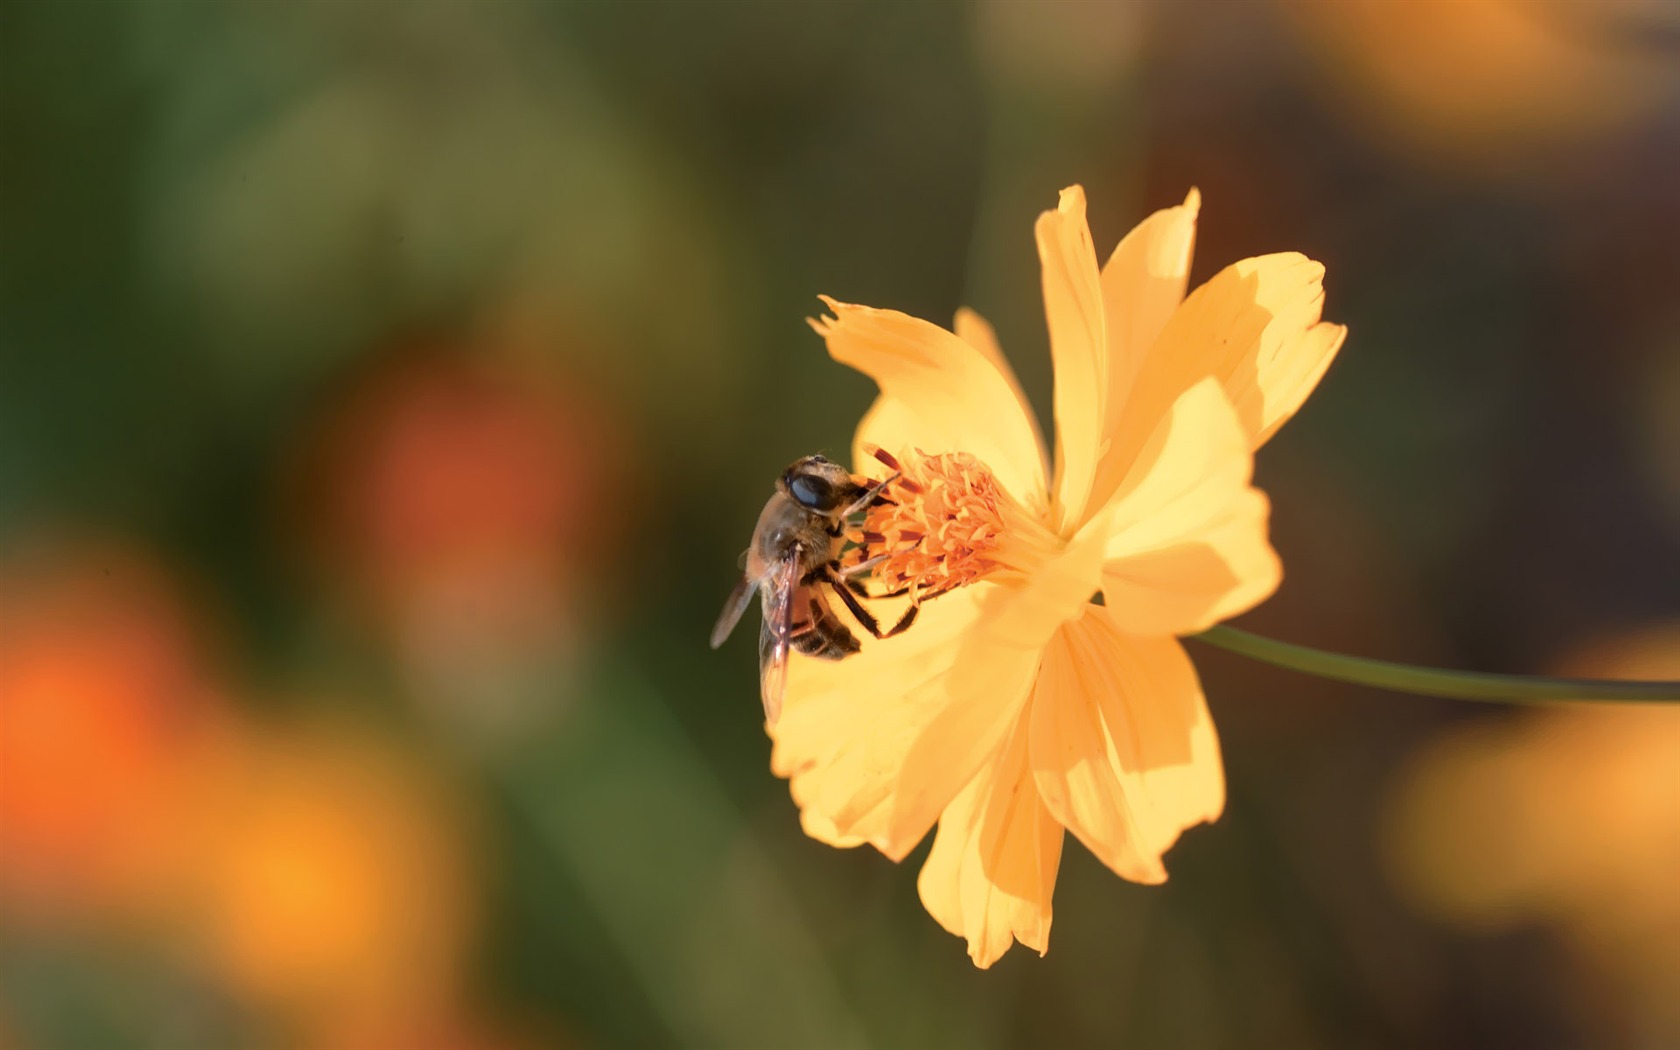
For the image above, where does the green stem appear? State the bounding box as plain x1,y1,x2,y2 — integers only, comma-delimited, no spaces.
1191,626,1680,704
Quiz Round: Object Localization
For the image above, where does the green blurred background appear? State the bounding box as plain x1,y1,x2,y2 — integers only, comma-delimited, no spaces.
2,2,1678,1048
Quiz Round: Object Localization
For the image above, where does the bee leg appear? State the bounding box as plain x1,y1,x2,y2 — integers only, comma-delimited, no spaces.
854,575,956,605
839,470,900,518
825,573,884,637
824,567,922,640
882,602,918,637
834,553,906,601
832,577,921,639
849,577,908,600
842,570,917,602
837,532,925,594
836,553,889,578
836,535,922,580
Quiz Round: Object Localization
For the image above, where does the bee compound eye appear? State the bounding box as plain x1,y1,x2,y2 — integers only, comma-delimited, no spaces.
789,474,833,509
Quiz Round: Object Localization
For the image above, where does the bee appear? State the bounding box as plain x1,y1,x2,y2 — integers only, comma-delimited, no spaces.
710,453,918,724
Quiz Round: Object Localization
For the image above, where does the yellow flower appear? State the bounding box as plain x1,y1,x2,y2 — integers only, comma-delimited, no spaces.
768,186,1345,967
1384,625,1680,1032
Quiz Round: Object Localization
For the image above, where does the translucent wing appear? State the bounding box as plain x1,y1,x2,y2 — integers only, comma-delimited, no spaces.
756,554,800,725
710,572,757,649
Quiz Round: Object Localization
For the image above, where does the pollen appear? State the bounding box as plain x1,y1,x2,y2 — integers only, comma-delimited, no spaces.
849,446,1045,600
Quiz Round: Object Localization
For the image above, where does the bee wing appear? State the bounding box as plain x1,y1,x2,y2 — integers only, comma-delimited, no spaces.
710,572,758,649
757,554,800,725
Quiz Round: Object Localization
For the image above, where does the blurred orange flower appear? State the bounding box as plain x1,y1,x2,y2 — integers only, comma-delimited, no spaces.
183,721,473,1042
1385,624,1680,1036
290,346,626,735
305,350,606,616
0,545,219,924
1283,0,1676,172
770,186,1345,966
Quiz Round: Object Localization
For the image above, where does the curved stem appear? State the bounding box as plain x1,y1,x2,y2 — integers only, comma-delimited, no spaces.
1191,626,1680,704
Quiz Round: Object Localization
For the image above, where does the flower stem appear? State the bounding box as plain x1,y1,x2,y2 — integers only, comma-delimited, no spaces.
1191,626,1680,704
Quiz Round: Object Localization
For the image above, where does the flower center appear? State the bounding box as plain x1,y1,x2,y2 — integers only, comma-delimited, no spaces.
846,445,1054,600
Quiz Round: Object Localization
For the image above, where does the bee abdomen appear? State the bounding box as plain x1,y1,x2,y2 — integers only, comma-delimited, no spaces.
793,627,860,660
792,591,861,660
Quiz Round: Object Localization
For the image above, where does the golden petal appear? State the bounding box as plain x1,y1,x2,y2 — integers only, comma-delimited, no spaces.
769,510,1112,861
815,298,1048,506
954,306,1050,488
1028,607,1225,879
1105,252,1347,471
1102,489,1280,635
767,584,1039,861
1117,629,1225,845
1084,189,1201,518
796,806,867,849
1094,378,1281,635
1100,188,1201,389
917,710,1064,968
1034,186,1109,533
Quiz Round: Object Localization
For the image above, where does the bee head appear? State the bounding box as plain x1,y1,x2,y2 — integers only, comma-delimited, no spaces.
779,454,858,514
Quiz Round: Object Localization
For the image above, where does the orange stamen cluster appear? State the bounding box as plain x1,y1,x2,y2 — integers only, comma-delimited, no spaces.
847,446,1009,600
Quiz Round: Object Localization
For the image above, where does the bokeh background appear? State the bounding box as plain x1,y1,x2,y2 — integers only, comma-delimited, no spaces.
3,2,1679,1048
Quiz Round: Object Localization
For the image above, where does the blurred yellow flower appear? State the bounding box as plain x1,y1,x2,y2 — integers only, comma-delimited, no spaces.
770,186,1345,966
1385,625,1680,1035
183,721,473,1040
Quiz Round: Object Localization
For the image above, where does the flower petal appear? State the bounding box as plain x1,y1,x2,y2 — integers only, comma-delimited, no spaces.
917,710,1063,969
1107,252,1346,469
850,394,919,479
1100,188,1200,395
1035,186,1108,533
954,306,1050,487
1095,378,1281,635
769,510,1113,861
814,297,1048,506
1103,489,1280,636
1028,607,1224,880
1084,189,1201,519
768,585,1038,861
